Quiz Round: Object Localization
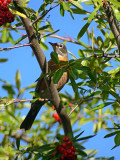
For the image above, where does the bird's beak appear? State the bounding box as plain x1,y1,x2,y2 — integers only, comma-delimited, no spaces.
49,42,57,48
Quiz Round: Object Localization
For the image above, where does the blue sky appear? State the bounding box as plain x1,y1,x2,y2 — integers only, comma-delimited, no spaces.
0,0,120,159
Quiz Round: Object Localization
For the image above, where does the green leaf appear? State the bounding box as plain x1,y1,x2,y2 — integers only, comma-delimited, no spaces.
109,0,120,7
43,29,59,38
74,131,84,139
109,89,120,100
92,102,113,111
0,59,8,63
77,22,90,39
104,131,120,138
69,74,79,96
2,28,7,43
114,133,120,146
15,34,27,44
68,50,77,59
40,41,48,51
53,68,64,84
62,2,70,10
71,8,90,15
2,84,15,95
77,148,87,157
87,90,102,98
69,67,79,80
76,135,95,141
50,52,59,64
88,3,101,23
9,8,27,18
16,138,20,150
15,70,21,91
60,3,64,16
71,1,83,10
38,25,50,31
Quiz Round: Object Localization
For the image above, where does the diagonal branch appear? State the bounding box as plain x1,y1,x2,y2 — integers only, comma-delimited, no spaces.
13,0,73,136
0,44,30,51
103,1,120,55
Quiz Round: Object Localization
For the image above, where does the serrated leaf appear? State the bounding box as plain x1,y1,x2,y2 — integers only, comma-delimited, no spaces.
53,68,64,84
15,70,21,91
77,22,90,39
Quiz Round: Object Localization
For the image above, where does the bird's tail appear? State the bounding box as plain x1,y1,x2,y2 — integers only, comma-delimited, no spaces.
20,100,46,130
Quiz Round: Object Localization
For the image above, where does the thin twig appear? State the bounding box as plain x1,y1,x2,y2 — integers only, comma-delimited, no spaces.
0,44,30,51
32,1,62,25
0,98,48,106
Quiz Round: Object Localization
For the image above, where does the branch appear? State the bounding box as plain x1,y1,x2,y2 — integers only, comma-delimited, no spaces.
103,1,120,55
32,1,62,25
13,0,73,136
0,44,30,51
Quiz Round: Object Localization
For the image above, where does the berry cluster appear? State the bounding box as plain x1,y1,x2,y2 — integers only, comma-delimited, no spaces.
52,136,77,160
0,0,14,26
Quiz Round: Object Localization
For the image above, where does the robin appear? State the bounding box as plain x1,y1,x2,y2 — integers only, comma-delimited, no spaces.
20,42,69,130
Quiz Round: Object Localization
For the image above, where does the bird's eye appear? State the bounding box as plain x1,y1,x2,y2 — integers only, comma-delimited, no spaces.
59,44,63,48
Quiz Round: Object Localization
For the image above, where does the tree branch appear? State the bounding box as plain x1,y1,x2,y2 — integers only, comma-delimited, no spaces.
103,1,120,55
13,0,73,136
0,44,30,51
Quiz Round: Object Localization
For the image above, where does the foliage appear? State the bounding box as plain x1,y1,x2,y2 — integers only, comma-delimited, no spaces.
0,0,120,159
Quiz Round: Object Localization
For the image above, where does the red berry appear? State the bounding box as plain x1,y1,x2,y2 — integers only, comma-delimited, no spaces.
7,0,11,3
52,113,60,122
70,145,76,152
60,155,64,160
72,151,75,156
56,146,61,151
52,106,55,110
63,136,69,142
69,103,73,107
51,152,55,158
3,0,7,6
63,151,68,157
60,147,65,154
67,149,72,154
0,1,2,5
66,141,72,146
61,143,67,148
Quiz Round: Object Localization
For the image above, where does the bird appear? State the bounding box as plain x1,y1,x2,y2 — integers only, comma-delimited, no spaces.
20,42,69,130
